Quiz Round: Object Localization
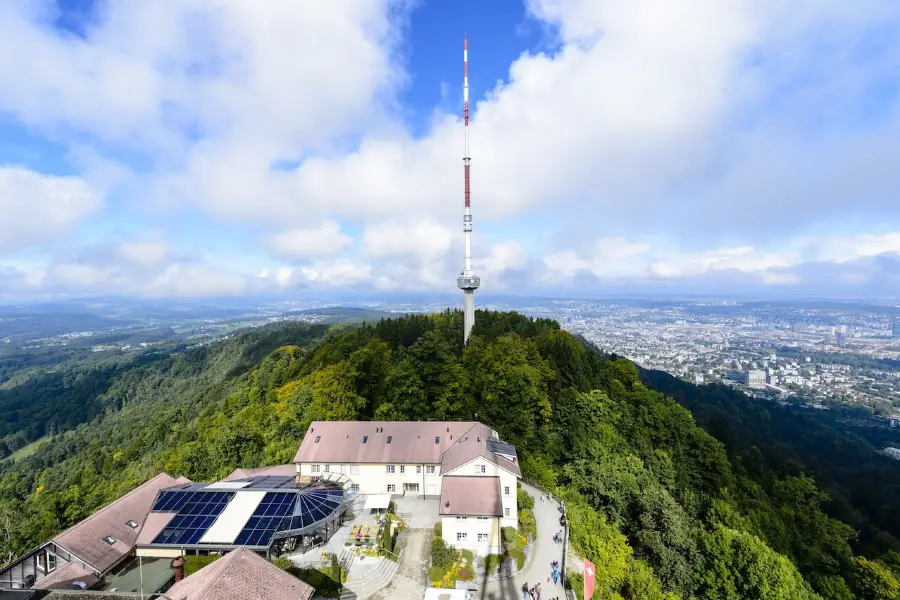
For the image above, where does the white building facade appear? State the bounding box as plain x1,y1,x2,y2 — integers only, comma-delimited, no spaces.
294,421,522,555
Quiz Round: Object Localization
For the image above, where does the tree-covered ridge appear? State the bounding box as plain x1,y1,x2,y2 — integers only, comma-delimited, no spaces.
0,310,896,598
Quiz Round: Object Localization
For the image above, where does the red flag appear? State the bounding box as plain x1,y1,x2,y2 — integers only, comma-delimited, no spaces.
584,558,596,600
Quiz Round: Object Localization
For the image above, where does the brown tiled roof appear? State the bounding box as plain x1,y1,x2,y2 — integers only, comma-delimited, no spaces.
52,473,179,574
439,476,502,517
32,562,100,590
294,421,479,464
440,423,522,477
293,421,521,476
224,464,296,481
164,547,314,600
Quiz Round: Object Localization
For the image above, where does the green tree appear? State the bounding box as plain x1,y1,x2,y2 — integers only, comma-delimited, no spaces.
854,557,900,600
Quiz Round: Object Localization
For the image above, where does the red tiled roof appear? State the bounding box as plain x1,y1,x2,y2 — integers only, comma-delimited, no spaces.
293,421,520,475
52,473,180,574
224,464,296,481
440,423,522,477
32,562,100,590
164,547,314,600
440,476,503,517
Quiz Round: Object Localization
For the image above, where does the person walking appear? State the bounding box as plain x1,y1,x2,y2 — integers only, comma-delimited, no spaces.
536,582,542,600
522,582,529,600
552,569,559,586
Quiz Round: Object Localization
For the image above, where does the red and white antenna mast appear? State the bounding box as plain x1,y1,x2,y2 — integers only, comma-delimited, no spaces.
457,35,480,344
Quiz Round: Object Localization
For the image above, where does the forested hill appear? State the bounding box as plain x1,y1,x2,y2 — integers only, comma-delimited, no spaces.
1,311,900,598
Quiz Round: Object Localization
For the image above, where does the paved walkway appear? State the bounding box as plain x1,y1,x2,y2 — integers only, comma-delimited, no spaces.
369,528,433,600
478,483,566,600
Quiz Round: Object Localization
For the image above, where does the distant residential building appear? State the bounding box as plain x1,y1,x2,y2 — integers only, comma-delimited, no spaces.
893,320,900,337
745,370,766,389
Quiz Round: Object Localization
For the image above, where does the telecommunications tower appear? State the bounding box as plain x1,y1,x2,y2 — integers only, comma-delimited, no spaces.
457,35,480,344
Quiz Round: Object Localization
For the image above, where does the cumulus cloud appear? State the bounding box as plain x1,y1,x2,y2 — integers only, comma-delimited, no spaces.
0,167,102,252
265,221,354,260
1,0,900,299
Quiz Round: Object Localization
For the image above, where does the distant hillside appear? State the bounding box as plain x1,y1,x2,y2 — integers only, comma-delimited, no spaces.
0,311,898,598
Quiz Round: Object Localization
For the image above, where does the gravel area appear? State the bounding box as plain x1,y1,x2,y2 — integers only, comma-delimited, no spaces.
369,528,433,600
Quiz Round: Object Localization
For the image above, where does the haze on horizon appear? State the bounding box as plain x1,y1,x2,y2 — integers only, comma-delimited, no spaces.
1,0,899,302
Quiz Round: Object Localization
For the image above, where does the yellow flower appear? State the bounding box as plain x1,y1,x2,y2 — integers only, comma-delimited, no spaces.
36,485,45,494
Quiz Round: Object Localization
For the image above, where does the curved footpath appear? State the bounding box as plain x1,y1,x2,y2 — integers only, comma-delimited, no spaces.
479,482,567,600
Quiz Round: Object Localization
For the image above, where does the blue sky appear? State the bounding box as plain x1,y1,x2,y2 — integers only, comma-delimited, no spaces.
1,0,900,301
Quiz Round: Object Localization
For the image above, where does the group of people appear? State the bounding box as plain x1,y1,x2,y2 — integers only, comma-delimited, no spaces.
519,491,562,600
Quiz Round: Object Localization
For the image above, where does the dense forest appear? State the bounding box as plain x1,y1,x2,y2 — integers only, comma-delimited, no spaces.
1,311,900,598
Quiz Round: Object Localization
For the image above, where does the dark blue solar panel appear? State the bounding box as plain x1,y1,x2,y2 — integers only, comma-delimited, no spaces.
152,491,234,545
230,492,297,547
152,491,194,512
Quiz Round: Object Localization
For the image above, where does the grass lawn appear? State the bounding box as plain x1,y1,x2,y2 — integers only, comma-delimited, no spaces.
4,435,51,462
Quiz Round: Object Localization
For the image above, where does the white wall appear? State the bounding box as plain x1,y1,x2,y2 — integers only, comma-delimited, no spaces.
297,462,442,496
441,516,502,556
442,458,519,528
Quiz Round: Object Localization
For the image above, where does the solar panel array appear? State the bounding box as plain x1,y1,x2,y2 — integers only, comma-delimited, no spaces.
152,492,233,545
286,489,343,532
152,490,195,512
149,485,345,548
234,492,297,546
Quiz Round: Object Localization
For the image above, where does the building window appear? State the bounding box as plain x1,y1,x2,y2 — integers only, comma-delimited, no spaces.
400,465,405,474
387,436,393,444
477,516,489,520
315,436,321,443
475,464,486,474
426,465,436,474
416,465,422,474
457,532,467,542
504,508,510,517
350,465,360,474
103,536,116,545
386,465,395,474
363,436,368,444
311,464,321,474
387,484,396,493
504,486,510,495
324,465,330,473
456,516,467,520
350,484,360,492
478,533,488,542
435,436,440,444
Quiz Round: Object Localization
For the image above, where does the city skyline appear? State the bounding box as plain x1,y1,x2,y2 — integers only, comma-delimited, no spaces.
2,1,900,301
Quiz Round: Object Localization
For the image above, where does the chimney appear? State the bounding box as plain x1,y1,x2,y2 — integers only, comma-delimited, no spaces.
172,557,185,583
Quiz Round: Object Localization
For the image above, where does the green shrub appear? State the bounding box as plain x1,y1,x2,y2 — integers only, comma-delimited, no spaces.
330,553,341,590
461,549,474,567
183,554,219,576
518,508,537,539
292,568,343,598
429,565,447,582
431,536,455,569
271,556,293,570
517,487,535,511
483,554,505,573
458,567,474,581
434,522,442,536
388,500,396,514
502,526,517,544
509,547,526,570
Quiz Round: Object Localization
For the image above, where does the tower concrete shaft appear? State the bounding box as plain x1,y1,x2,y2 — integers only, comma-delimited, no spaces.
457,35,479,344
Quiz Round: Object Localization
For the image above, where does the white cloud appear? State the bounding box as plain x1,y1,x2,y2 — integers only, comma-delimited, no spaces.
0,167,102,253
114,241,170,266
265,221,353,260
1,0,900,299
